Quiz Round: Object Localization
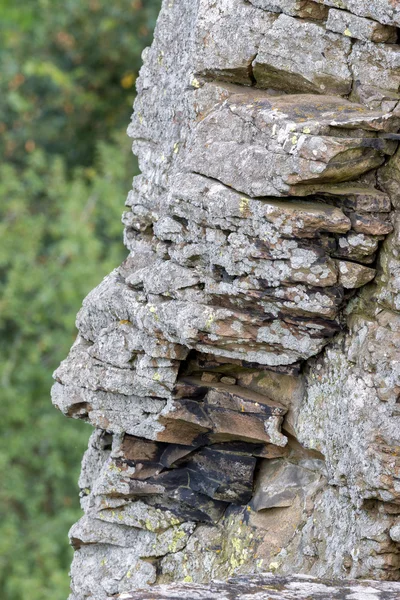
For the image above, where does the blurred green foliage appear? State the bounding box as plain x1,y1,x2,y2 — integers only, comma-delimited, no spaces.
0,1,161,598
0,0,160,166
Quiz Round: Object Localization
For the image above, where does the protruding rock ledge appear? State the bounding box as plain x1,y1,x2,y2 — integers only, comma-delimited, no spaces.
114,573,400,599
185,91,400,198
312,0,400,28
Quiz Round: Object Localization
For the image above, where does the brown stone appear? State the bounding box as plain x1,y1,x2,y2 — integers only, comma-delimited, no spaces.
201,372,220,383
251,459,321,511
249,0,328,20
296,185,392,213
157,399,213,445
157,379,288,447
220,376,237,385
186,90,399,199
349,212,393,235
326,8,397,43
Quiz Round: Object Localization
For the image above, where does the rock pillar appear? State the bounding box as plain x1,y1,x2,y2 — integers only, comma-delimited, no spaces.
52,1,400,597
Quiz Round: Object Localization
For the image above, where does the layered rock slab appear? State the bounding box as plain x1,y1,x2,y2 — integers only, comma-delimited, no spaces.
117,573,400,599
252,15,353,95
312,0,400,27
185,91,399,197
248,0,329,20
326,8,397,43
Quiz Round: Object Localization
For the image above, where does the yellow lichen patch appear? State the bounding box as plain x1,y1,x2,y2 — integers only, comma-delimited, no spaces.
205,313,214,329
228,535,250,572
108,463,121,473
145,519,156,532
239,197,251,217
191,77,201,89
214,515,259,578
149,305,160,321
168,528,186,553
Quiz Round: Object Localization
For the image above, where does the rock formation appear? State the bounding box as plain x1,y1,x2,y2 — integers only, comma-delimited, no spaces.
117,573,400,599
52,1,400,598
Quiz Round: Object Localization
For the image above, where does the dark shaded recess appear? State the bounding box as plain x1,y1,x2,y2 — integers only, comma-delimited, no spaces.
181,350,302,377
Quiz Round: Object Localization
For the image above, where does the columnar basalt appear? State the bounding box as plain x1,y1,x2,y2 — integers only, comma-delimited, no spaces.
52,1,400,598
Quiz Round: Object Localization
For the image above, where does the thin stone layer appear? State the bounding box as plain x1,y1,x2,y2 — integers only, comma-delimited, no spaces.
117,573,400,599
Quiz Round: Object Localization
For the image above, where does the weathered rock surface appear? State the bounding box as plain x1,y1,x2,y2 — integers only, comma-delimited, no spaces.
117,573,400,599
349,42,400,108
253,16,353,95
313,0,400,28
326,8,397,43
185,92,398,196
53,1,400,598
249,0,329,20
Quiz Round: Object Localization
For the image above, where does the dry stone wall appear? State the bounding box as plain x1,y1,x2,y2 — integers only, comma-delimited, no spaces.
52,1,400,598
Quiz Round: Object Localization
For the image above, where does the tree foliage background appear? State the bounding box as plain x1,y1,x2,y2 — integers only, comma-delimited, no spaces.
0,1,161,598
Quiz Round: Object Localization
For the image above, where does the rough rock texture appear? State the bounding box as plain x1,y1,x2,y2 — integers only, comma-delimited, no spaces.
116,573,400,599
52,1,400,598
313,1,400,28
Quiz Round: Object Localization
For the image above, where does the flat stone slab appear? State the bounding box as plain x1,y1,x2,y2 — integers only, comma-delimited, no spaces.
185,90,399,197
115,573,400,599
313,0,400,28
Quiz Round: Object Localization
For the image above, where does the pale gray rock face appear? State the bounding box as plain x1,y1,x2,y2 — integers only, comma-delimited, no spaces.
193,0,277,85
253,15,353,95
326,9,397,43
349,42,400,108
118,573,400,599
52,0,400,598
313,0,400,27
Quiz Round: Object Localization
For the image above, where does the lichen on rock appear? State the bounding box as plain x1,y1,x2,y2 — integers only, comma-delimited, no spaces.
52,1,400,598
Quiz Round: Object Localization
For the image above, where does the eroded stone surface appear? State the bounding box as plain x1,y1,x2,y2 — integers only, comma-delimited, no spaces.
253,15,352,95
53,1,400,598
313,0,400,27
185,92,398,197
249,0,329,19
116,573,400,599
326,8,397,43
349,42,400,108
193,0,277,85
